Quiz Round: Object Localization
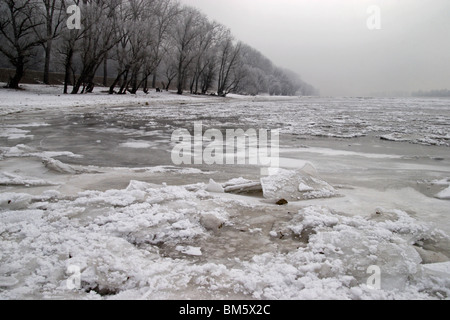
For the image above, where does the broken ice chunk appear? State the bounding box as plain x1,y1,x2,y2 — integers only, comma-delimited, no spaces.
200,213,225,231
175,245,202,256
421,261,450,278
222,177,262,194
298,182,314,192
0,276,18,287
206,179,225,193
260,168,336,201
435,186,450,200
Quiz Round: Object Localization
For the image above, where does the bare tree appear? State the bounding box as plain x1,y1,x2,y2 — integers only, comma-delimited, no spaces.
172,6,203,95
0,0,313,97
108,0,145,94
237,43,316,96
55,0,88,93
150,0,180,89
71,0,123,94
108,0,173,95
189,20,222,94
133,0,161,94
200,52,217,94
40,0,66,84
0,0,45,89
159,46,178,91
217,35,243,97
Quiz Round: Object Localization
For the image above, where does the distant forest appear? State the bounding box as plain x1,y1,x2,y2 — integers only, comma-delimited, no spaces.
412,89,450,98
0,0,317,96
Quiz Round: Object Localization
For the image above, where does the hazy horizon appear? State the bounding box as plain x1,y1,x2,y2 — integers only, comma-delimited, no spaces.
180,0,450,96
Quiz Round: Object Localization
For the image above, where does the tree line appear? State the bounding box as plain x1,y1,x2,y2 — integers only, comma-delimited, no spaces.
412,89,450,98
0,0,317,96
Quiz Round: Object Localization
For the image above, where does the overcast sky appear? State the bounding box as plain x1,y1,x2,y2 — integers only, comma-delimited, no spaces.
179,0,450,96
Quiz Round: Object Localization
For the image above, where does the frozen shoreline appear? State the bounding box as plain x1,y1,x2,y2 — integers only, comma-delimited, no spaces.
0,83,284,117
1,84,450,300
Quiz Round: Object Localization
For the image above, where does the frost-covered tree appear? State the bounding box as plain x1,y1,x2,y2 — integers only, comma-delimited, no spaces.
150,0,180,89
171,6,204,95
237,43,317,96
217,34,243,97
107,0,178,94
0,0,315,96
0,0,45,89
198,47,218,94
57,0,87,94
70,0,123,94
238,65,267,96
39,0,66,84
108,0,153,94
159,49,178,91
188,20,222,94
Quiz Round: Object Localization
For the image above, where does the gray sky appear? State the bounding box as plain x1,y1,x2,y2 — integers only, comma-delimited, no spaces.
180,0,450,96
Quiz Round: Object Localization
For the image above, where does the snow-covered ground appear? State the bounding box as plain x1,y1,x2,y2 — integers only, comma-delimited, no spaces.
1,84,450,300
0,83,208,115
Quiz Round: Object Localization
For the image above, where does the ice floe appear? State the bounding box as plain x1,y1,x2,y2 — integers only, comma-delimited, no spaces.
261,168,336,201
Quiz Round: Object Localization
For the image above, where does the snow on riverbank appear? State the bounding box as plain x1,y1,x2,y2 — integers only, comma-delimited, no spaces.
0,83,220,116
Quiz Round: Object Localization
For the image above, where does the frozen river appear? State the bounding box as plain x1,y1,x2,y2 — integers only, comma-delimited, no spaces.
1,92,449,299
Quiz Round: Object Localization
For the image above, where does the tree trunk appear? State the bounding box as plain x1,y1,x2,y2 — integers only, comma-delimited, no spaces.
176,60,184,95
142,76,148,94
63,60,71,94
195,74,200,94
189,75,195,94
71,77,83,94
103,54,108,87
129,70,138,94
165,79,171,91
109,71,123,94
8,58,25,89
86,82,95,93
201,81,208,94
152,73,157,89
64,50,73,94
86,72,96,93
43,40,52,84
118,70,129,94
